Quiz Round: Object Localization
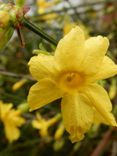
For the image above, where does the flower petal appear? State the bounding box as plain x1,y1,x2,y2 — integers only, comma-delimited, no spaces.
81,36,109,75
0,102,12,119
9,110,25,126
84,83,117,126
70,132,84,143
90,56,117,81
4,123,20,142
28,54,58,81
61,93,93,142
93,110,111,125
55,26,85,71
28,79,63,111
32,120,41,129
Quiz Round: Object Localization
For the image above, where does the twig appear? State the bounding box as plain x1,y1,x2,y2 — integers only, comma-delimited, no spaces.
0,69,33,80
91,129,113,156
16,27,25,48
111,141,117,156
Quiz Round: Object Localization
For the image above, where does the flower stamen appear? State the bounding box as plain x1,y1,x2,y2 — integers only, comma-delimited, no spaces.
58,71,85,92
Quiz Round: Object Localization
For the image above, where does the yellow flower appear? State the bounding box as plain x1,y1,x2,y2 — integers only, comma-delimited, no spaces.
0,101,25,142
28,26,117,142
0,2,28,50
32,113,61,138
77,22,90,39
37,0,55,14
37,0,58,20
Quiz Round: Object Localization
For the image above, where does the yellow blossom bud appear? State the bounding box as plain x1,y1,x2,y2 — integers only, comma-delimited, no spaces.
0,10,10,28
0,2,28,50
109,79,117,99
12,79,27,91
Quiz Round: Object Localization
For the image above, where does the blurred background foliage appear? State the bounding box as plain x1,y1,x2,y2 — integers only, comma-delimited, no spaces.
0,0,117,156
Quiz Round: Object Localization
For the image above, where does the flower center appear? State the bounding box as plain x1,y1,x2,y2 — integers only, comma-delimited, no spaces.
58,71,85,92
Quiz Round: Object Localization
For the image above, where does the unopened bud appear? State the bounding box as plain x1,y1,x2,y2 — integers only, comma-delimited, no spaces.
18,102,29,112
109,79,117,99
0,10,10,28
0,2,29,50
12,79,27,91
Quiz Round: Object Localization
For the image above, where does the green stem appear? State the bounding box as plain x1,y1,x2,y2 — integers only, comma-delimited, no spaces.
22,18,58,46
0,69,33,80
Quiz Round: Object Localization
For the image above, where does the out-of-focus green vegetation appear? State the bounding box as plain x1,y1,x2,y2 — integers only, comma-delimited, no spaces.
0,0,117,156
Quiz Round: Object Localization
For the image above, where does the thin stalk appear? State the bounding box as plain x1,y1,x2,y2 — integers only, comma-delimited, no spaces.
22,18,58,46
0,69,33,80
16,27,25,48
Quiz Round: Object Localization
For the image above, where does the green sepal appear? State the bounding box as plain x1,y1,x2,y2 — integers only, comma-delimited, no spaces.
0,27,14,51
